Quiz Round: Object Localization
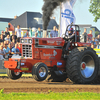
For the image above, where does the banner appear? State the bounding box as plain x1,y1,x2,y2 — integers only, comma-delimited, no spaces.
60,0,77,37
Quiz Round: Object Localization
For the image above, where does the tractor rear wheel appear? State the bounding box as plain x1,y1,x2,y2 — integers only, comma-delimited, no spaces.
7,68,22,80
32,62,48,81
93,75,100,84
46,71,67,82
66,47,99,84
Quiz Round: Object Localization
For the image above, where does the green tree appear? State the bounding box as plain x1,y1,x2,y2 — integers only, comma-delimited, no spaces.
89,0,100,22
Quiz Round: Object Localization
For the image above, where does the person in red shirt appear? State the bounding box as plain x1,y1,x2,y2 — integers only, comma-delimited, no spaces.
87,30,93,41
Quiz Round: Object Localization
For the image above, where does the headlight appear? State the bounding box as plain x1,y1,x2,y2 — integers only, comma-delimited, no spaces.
75,43,78,46
21,39,24,43
57,62,62,66
21,63,25,66
72,43,74,46
28,39,32,43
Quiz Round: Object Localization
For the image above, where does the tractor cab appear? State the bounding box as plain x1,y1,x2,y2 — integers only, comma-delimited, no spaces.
61,24,91,57
63,24,91,50
64,24,80,42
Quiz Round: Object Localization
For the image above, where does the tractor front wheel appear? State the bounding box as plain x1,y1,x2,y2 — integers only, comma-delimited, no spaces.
66,47,99,84
32,62,48,81
7,68,22,80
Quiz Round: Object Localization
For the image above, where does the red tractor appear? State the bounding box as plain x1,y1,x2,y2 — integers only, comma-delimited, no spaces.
4,24,99,84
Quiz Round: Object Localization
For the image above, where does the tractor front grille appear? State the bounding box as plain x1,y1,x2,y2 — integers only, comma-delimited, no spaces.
22,45,32,58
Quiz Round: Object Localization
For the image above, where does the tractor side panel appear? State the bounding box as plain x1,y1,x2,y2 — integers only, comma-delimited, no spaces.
33,45,40,59
39,48,63,60
20,59,66,72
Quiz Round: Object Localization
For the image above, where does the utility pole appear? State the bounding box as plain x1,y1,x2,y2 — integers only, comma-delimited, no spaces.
59,2,61,37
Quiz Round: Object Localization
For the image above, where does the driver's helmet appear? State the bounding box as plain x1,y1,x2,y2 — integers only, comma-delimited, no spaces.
68,28,73,31
68,28,73,35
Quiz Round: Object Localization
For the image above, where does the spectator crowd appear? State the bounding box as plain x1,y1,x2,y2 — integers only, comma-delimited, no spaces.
82,28,100,49
0,25,100,60
0,25,22,60
0,25,59,60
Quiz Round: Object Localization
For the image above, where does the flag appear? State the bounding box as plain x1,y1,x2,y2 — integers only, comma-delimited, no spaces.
60,0,77,37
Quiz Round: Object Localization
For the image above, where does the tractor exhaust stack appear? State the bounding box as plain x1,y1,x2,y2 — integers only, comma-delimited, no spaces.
43,30,47,38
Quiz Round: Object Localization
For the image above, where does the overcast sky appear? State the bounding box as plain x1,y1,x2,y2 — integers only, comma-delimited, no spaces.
0,0,100,29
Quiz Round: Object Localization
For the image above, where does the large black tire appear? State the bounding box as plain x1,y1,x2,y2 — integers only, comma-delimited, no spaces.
46,71,67,82
32,62,48,81
7,68,22,80
93,59,100,84
66,47,99,84
93,75,100,84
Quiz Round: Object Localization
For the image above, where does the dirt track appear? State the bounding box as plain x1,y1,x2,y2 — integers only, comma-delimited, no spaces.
0,77,100,93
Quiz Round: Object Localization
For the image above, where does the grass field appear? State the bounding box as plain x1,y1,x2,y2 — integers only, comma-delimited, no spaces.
0,89,100,100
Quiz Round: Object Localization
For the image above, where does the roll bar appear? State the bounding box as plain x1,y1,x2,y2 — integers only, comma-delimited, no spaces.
65,24,80,42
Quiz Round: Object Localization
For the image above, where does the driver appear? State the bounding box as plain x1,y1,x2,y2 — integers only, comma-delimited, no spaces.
66,28,75,52
68,28,75,39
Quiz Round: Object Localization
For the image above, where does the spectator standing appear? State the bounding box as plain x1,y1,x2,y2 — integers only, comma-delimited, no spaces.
91,38,96,48
91,43,94,48
29,27,32,37
11,42,15,48
88,30,93,41
5,35,11,42
11,44,20,56
0,42,4,46
82,28,87,43
97,35,100,42
6,40,10,45
23,31,30,38
37,27,42,38
34,32,38,37
7,43,12,58
4,41,7,45
87,38,91,43
11,39,16,48
5,27,10,37
50,26,58,38
17,43,22,54
16,38,20,43
12,39,16,44
0,34,4,42
95,38,99,46
3,44,10,56
31,28,37,37
32,32,39,37
15,25,21,38
56,28,59,37
1,31,6,40
11,35,15,42
0,45,6,60
10,31,17,42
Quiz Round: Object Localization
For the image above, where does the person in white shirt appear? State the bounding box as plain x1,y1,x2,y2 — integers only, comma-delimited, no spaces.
15,25,21,38
5,34,11,42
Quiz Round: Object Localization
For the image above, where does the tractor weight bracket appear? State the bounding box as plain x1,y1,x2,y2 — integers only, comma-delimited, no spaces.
15,60,21,69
